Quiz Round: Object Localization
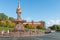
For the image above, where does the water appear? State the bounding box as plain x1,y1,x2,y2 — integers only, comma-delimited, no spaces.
0,32,60,40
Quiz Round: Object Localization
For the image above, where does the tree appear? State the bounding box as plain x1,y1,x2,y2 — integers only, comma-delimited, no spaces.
0,20,6,27
30,25,34,29
0,20,15,28
37,25,44,29
49,25,60,30
24,24,34,29
0,13,8,20
6,20,15,28
9,17,15,21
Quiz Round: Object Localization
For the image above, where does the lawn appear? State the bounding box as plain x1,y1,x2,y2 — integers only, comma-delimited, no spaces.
0,27,14,32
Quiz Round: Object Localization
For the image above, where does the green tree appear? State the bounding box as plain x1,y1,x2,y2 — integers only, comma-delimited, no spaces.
24,24,34,29
9,17,15,21
0,13,8,20
6,20,15,28
49,25,60,30
30,25,34,29
37,25,44,29
0,20,6,27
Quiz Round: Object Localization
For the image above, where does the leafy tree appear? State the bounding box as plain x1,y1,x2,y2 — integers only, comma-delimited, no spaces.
49,25,60,30
0,20,6,27
0,13,8,20
6,20,15,28
24,24,34,29
37,25,44,29
0,20,15,28
30,25,34,29
0,13,15,31
9,17,15,21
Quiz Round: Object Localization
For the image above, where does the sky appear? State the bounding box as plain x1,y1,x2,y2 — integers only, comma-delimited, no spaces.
0,0,60,27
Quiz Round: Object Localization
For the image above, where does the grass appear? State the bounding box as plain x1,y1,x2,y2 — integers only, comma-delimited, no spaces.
0,27,14,32
0,27,44,32
29,29,44,32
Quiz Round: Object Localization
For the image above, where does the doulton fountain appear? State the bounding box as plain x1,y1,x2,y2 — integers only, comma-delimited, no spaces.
14,2,25,31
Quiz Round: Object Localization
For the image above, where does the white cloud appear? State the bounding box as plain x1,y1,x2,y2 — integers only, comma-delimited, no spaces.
25,17,31,22
46,19,60,27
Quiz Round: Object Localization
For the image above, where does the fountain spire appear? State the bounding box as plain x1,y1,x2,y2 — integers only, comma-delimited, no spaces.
16,2,22,21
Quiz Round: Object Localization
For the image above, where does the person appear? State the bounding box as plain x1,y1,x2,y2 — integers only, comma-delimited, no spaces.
1,30,4,35
7,30,9,34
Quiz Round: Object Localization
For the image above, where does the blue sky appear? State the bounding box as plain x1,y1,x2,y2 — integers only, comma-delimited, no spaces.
0,0,60,27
